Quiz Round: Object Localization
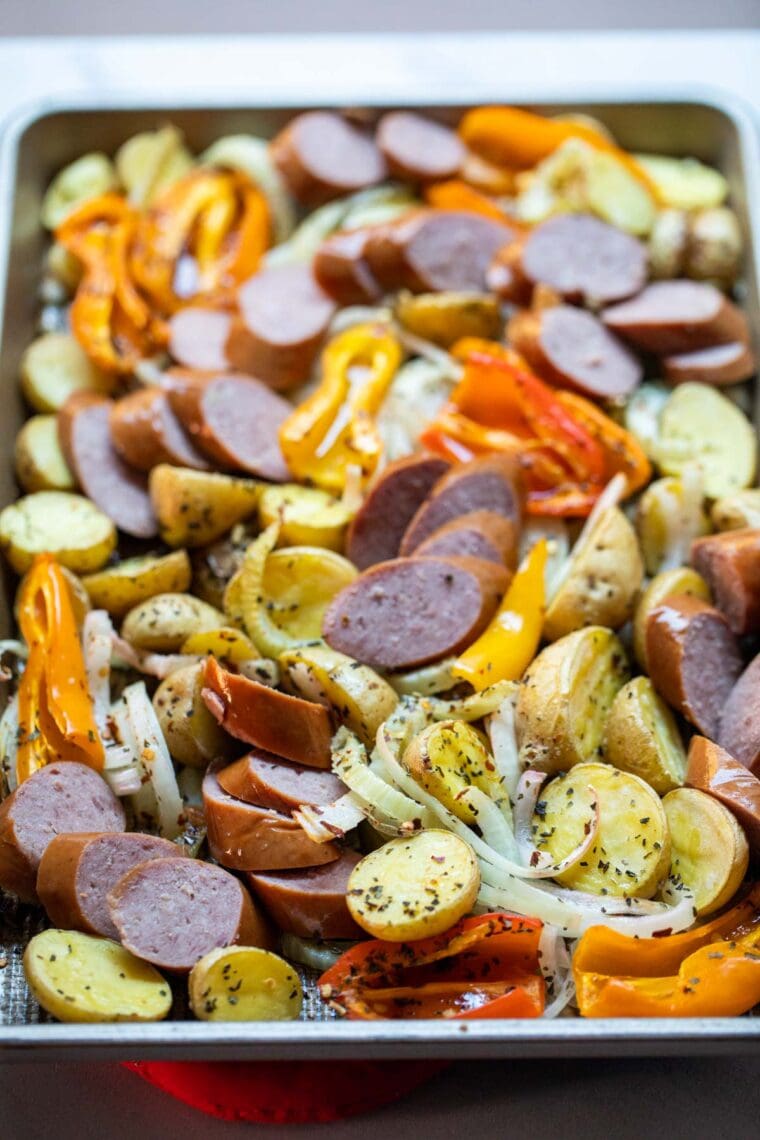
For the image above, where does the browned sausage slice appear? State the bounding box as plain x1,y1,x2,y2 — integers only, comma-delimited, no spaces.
203,762,339,871
271,111,387,206
168,307,232,372
645,593,743,738
662,340,757,387
690,529,760,636
313,228,384,306
58,393,158,539
365,210,516,293
217,749,346,813
36,832,179,939
0,763,126,903
718,654,760,776
602,280,750,354
108,856,272,971
109,387,210,472
346,454,450,570
376,112,465,182
686,736,760,855
322,555,508,670
414,509,518,568
226,263,337,391
400,454,522,556
248,848,364,939
201,657,333,768
508,304,642,399
163,370,290,481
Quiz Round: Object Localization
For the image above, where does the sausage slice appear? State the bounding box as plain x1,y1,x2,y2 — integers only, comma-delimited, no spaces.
108,856,272,971
271,111,387,206
322,555,508,670
248,848,364,939
414,509,518,568
218,749,346,814
110,387,210,472
58,393,158,538
346,454,450,570
718,653,760,776
662,340,757,387
313,228,385,306
645,594,743,738
686,736,760,855
0,763,125,903
163,369,290,481
690,528,760,636
376,112,464,183
226,263,337,391
602,280,750,354
36,832,179,939
508,304,643,399
168,307,233,372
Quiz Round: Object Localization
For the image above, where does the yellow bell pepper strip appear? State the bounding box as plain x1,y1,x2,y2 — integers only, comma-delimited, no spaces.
452,538,547,690
279,323,403,494
574,884,760,1018
15,554,105,783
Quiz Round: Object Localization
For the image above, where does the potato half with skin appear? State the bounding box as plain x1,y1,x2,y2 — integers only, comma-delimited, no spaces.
258,484,352,552
517,627,629,774
394,291,501,347
149,465,260,549
632,566,710,670
544,507,643,642
181,626,259,665
711,489,760,533
0,490,116,574
153,661,236,767
23,930,172,1023
82,550,192,618
20,332,113,413
603,676,686,795
346,830,480,941
655,383,757,500
121,592,227,652
534,762,671,899
663,787,749,916
14,414,75,493
189,946,302,1022
402,720,505,824
262,547,358,643
635,473,710,577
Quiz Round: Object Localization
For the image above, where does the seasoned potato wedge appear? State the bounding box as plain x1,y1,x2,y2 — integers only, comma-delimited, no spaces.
149,465,260,548
346,830,480,940
23,929,171,1023
181,626,259,665
535,762,671,898
635,472,710,576
685,207,743,288
263,548,357,642
394,291,501,347
14,414,75,493
280,643,397,746
655,383,757,499
82,550,192,618
152,662,235,768
258,484,352,551
121,592,226,652
0,490,116,574
189,946,302,1022
20,332,113,413
711,489,760,532
603,676,686,794
633,154,728,211
632,566,710,669
663,787,749,916
544,507,643,641
517,627,629,774
402,720,506,824
41,153,119,229
115,125,194,207
647,208,688,280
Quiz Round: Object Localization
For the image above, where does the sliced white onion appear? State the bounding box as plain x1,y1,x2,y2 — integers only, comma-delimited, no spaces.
386,658,458,698
333,727,433,833
329,305,393,336
177,765,204,807
294,793,367,844
111,632,196,680
122,681,184,838
512,770,601,878
394,327,463,381
548,472,627,602
106,766,143,796
539,925,575,1019
423,679,518,723
0,693,19,796
281,933,358,974
83,610,114,735
486,689,522,801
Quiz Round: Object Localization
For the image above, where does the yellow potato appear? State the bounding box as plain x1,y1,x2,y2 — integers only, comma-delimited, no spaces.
20,332,113,413
647,208,688,279
544,507,643,641
394,291,501,347
535,762,671,898
181,626,259,664
402,720,505,824
635,473,710,576
189,946,302,1022
40,153,119,229
0,490,116,574
663,787,748,916
258,483,352,551
14,414,75,493
685,206,743,288
149,465,260,548
711,488,760,532
603,676,686,795
346,830,480,940
24,929,171,1023
153,662,235,768
121,592,226,652
632,566,710,670
517,627,629,774
633,154,728,211
264,548,357,641
623,382,670,460
115,125,193,207
655,383,757,499
82,550,192,617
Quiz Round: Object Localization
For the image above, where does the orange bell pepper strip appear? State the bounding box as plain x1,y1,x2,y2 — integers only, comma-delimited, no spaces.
319,913,545,1020
555,390,652,497
15,555,105,783
424,179,515,223
452,538,547,690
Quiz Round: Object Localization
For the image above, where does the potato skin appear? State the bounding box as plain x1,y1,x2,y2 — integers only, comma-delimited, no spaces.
82,551,192,618
152,662,236,768
632,566,710,670
14,414,75,493
663,787,749,916
0,490,116,574
149,465,260,548
189,946,302,1022
603,676,686,795
121,592,226,652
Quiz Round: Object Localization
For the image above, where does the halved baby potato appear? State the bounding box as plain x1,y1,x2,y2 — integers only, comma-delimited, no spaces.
655,383,757,499
346,830,480,941
534,762,671,899
153,662,236,768
0,490,116,574
189,946,302,1022
635,473,710,576
181,626,259,665
258,483,352,551
662,787,749,917
402,719,505,824
121,592,227,652
14,414,75,493
603,676,686,795
20,331,114,413
40,152,119,230
82,550,192,618
632,566,711,670
262,547,358,643
149,465,260,548
115,125,194,207
394,291,501,347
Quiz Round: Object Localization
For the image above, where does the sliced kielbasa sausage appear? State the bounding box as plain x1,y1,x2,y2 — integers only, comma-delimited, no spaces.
313,227,385,306
691,528,760,636
0,763,126,903
271,111,387,206
163,369,290,481
414,509,518,568
718,654,760,777
645,593,743,738
662,340,757,387
168,306,233,372
248,848,364,939
376,112,465,183
602,280,750,354
58,393,158,539
346,453,450,570
218,749,346,814
686,736,760,855
109,387,210,472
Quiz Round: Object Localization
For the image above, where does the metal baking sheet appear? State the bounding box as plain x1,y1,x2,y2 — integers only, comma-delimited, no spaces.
0,90,758,1061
